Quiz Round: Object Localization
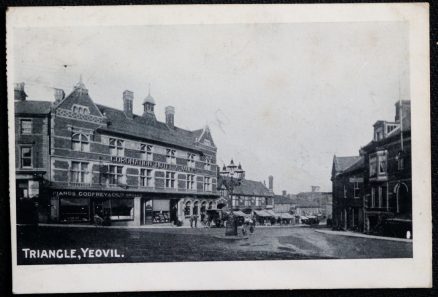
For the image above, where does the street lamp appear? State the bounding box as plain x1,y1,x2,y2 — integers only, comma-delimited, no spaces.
221,159,243,236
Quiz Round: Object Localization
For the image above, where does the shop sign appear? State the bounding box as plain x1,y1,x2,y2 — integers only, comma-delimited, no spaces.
51,190,138,199
28,181,39,198
349,177,364,183
110,156,196,173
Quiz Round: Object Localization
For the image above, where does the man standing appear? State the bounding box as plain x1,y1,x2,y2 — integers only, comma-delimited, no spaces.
194,215,198,228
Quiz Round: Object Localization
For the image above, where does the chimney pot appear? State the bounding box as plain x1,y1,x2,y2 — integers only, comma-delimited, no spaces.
268,175,273,192
123,90,134,119
14,82,27,101
165,106,175,128
54,88,65,102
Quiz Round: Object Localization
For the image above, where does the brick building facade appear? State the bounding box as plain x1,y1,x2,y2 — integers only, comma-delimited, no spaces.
15,80,219,226
331,100,412,236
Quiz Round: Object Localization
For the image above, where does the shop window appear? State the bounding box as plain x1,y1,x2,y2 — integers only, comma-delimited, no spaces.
109,138,124,156
187,153,196,168
203,176,211,192
72,133,90,152
108,165,123,185
140,144,153,161
353,182,360,199
184,201,191,216
60,197,90,222
70,161,89,183
166,149,176,165
20,146,32,168
165,171,176,188
110,199,134,220
20,119,32,134
139,169,153,187
186,174,195,190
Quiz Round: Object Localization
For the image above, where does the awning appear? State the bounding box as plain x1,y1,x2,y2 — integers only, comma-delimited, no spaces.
280,213,294,219
233,210,249,217
254,210,273,217
265,210,281,218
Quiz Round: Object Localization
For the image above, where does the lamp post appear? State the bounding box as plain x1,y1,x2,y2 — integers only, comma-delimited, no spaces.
221,160,243,236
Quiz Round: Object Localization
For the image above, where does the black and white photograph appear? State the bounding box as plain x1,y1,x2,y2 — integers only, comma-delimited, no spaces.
7,3,431,293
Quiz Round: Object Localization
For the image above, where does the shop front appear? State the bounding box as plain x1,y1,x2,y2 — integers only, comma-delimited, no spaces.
49,189,141,226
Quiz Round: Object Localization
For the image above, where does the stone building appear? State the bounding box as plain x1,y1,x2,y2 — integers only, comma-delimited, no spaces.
14,80,219,226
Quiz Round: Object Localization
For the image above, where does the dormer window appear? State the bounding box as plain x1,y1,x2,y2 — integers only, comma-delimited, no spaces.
72,104,90,115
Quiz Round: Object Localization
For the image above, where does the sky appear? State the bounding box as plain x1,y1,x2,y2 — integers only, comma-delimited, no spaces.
11,21,409,194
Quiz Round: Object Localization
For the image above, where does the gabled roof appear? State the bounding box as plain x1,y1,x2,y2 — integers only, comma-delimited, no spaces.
332,155,362,175
15,100,52,115
342,156,365,174
219,177,272,197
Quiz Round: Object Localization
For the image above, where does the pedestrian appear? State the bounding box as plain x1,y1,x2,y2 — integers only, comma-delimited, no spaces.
194,215,198,228
189,215,194,228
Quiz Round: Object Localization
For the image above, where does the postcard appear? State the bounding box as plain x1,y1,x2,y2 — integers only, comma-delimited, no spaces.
7,3,431,293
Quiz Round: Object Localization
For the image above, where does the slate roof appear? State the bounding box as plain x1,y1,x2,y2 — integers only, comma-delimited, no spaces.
333,155,362,174
273,195,294,205
96,104,209,151
219,177,273,197
15,100,52,115
342,156,365,174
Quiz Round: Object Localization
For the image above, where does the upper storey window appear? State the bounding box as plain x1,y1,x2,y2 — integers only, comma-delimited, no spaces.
166,149,176,165
187,153,196,168
369,150,387,177
72,133,90,152
204,157,212,171
72,104,90,115
109,138,124,156
20,119,32,134
140,144,153,161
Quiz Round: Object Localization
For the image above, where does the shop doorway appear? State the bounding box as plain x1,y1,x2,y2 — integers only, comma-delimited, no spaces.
170,199,179,224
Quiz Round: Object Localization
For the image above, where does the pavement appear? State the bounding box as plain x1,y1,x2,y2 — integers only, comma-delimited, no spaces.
314,229,413,243
16,225,413,265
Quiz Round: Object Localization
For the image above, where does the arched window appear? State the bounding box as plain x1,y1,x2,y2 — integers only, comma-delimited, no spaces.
72,133,90,152
201,201,207,214
184,201,191,216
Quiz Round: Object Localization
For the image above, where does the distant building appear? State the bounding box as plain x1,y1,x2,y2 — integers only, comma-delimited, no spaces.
293,188,333,220
218,161,275,224
273,192,295,214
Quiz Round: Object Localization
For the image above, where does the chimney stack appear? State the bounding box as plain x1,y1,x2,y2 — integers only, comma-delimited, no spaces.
282,190,287,196
165,106,175,128
123,90,134,119
14,82,27,101
311,186,320,192
268,175,273,192
54,88,65,103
